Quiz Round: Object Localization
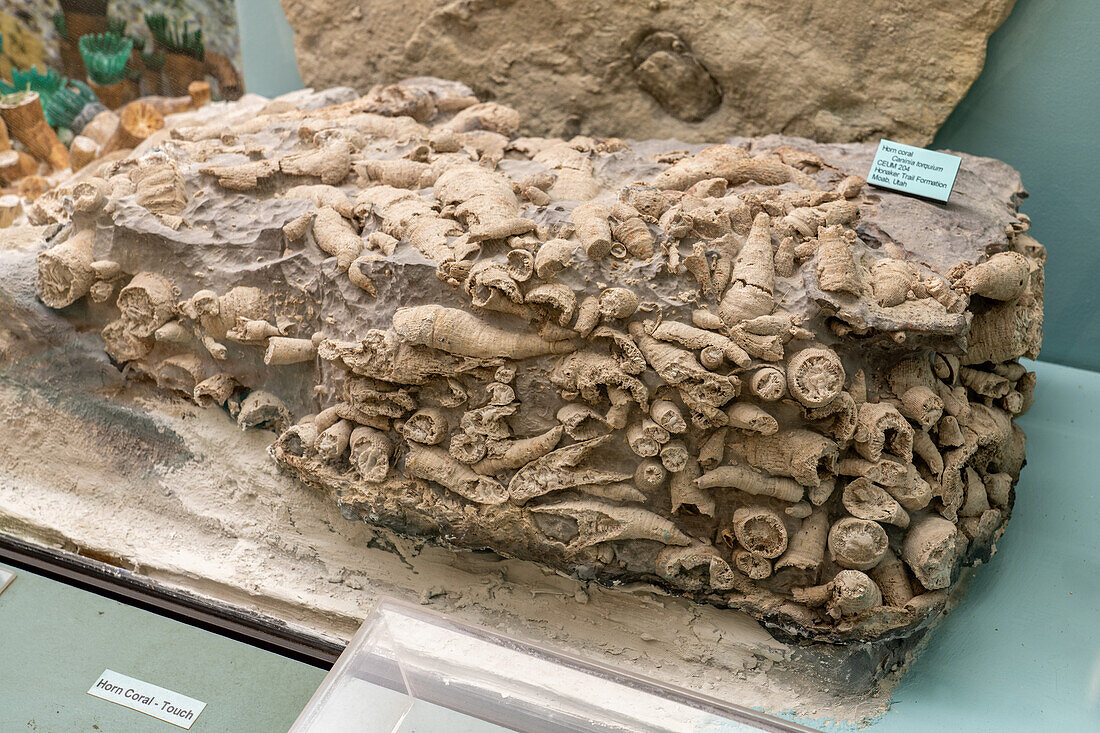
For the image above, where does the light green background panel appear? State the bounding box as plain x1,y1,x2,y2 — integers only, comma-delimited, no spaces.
0,564,326,732
235,0,305,97
933,0,1100,371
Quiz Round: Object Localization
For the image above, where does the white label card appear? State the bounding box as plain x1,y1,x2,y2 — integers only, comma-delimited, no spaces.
0,567,14,596
867,139,961,203
87,669,207,729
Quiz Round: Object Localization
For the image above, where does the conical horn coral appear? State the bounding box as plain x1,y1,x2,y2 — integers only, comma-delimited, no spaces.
730,506,788,559
402,408,449,445
36,230,96,308
855,402,914,462
530,500,692,550
719,213,775,328
901,515,962,590
953,251,1030,301
117,272,177,337
842,477,910,528
695,463,804,503
312,206,363,271
0,92,70,170
393,305,577,359
472,427,564,474
775,508,829,580
349,426,392,483
828,517,888,571
265,337,318,365
508,435,633,504
728,429,838,488
405,443,507,505
793,570,882,620
815,225,861,295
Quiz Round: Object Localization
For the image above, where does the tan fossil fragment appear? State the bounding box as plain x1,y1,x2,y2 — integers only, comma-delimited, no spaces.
36,230,96,308
725,403,779,435
775,508,829,581
718,213,775,328
842,478,910,528
730,506,788,559
472,427,564,474
393,305,576,359
953,251,1030,301
531,500,693,550
786,347,844,408
508,435,633,504
902,515,962,590
729,429,838,488
855,402,914,463
828,517,888,571
696,464,804,503
793,570,883,620
406,443,507,505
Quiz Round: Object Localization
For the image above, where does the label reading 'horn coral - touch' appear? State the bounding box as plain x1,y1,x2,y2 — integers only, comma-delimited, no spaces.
87,670,206,729
868,140,961,203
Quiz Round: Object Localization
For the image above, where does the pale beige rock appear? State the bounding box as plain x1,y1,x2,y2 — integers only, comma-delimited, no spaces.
281,0,1016,145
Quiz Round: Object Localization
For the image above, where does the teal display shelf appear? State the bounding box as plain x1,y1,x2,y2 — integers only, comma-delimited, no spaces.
0,562,326,732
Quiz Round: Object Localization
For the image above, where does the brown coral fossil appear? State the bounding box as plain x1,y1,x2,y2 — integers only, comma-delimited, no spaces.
855,402,914,463
731,506,789,559
842,477,910,528
25,83,1045,643
311,206,363,271
902,515,963,590
533,238,578,280
472,427,564,474
402,408,450,445
0,91,70,170
405,443,507,505
870,258,918,307
526,283,577,326
793,570,883,620
611,217,655,258
786,347,845,408
531,500,692,551
393,305,576,359
36,230,96,308
953,251,1030,301
729,429,838,488
131,156,188,219
718,213,775,328
116,272,178,338
828,517,888,571
815,225,862,296
695,463,804,503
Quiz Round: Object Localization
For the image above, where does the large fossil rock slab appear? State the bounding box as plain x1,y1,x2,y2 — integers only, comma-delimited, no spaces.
280,0,1016,145
20,79,1042,646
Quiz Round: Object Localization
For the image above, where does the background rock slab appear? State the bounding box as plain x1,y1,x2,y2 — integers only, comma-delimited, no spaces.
281,0,1015,145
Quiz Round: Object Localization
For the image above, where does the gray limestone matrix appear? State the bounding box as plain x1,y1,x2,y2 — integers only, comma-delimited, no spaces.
28,79,1043,644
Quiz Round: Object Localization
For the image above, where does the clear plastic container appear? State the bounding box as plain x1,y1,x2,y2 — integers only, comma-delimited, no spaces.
290,598,815,733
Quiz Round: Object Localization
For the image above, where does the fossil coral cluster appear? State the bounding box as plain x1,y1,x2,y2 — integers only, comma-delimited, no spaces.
29,79,1043,642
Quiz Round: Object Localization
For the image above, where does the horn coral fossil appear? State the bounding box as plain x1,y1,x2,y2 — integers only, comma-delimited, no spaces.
22,80,1043,649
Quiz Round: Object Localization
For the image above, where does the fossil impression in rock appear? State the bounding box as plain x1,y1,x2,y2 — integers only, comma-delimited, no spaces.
27,79,1043,643
281,0,1016,145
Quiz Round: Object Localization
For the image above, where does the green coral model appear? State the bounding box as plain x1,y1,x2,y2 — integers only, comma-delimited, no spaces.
79,32,134,87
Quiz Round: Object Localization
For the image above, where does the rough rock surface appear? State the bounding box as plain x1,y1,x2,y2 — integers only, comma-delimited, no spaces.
15,79,1042,647
281,0,1016,145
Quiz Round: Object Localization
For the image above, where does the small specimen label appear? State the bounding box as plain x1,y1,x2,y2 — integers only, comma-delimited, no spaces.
0,567,14,595
87,670,206,729
867,139,961,203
